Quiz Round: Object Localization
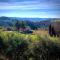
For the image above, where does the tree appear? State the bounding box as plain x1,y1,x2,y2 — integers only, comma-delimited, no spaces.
49,24,52,36
15,20,26,31
15,20,21,31
20,21,26,28
49,24,56,37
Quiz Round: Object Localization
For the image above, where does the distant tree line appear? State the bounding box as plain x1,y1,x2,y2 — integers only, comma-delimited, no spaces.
15,20,38,31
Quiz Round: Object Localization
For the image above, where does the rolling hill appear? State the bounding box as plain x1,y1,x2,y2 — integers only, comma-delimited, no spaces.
0,16,60,29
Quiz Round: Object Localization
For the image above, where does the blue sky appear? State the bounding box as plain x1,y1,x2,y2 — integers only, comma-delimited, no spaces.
0,0,60,18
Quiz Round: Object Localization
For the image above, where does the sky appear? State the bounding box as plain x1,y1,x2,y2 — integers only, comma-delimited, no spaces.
0,0,60,18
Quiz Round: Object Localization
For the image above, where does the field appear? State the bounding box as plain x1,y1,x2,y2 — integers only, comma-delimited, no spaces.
0,29,60,60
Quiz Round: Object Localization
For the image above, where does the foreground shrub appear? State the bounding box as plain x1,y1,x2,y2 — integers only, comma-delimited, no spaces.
0,31,60,60
31,40,60,60
0,31,29,60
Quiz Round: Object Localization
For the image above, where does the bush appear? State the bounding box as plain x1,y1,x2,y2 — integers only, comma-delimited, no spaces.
0,31,60,60
0,31,29,60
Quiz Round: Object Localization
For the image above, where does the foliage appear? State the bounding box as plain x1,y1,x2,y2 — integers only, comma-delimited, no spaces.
0,30,60,60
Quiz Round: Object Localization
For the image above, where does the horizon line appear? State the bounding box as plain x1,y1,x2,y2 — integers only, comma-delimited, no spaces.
0,16,60,18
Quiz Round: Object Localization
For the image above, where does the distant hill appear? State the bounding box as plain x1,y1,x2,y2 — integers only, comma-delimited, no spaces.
0,16,60,29
0,16,16,27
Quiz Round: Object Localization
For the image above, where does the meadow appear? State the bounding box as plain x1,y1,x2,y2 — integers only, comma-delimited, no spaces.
0,29,60,60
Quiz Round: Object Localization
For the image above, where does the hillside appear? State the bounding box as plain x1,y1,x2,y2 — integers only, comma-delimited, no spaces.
0,17,60,60
0,16,60,29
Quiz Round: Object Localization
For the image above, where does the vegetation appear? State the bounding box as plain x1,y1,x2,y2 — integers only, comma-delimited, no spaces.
49,21,60,37
0,30,60,60
0,17,60,60
15,20,26,31
49,24,56,37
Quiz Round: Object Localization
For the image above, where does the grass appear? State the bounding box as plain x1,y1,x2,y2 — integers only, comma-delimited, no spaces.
0,30,60,60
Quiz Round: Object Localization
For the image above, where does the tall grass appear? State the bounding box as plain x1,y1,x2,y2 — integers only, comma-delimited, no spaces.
0,30,60,60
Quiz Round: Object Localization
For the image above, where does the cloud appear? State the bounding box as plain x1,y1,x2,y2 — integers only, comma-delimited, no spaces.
0,0,60,18
0,0,60,5
0,0,60,10
0,0,35,2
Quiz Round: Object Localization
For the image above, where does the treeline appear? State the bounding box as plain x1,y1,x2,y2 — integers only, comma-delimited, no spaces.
15,20,38,31
0,20,38,31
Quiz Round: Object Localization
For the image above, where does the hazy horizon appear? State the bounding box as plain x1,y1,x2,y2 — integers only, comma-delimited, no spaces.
0,16,60,18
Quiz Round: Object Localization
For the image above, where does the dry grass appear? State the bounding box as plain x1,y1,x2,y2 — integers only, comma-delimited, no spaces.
32,29,60,44
33,29,49,36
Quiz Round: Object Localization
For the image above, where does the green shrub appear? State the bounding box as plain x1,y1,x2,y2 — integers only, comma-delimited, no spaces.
0,31,60,60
